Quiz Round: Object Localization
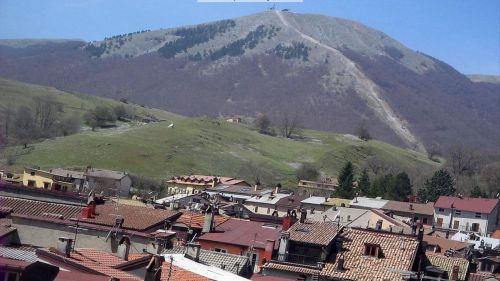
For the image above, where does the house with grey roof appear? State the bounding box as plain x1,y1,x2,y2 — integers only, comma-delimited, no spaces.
84,167,132,197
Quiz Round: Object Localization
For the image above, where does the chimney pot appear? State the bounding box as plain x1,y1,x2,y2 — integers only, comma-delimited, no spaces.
185,242,201,262
299,209,307,223
202,207,215,233
117,236,131,261
56,237,73,257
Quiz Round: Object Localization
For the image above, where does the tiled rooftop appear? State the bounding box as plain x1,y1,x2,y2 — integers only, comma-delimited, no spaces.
423,235,472,253
198,218,281,249
321,228,420,281
426,253,469,281
382,201,435,216
174,212,230,229
0,196,82,219
264,261,321,275
434,196,499,214
81,202,181,231
38,248,141,281
287,220,340,246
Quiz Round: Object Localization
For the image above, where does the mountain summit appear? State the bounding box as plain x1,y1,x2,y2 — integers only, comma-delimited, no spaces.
0,10,498,152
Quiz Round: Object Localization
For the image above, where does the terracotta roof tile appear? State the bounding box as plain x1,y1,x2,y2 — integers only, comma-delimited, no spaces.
434,196,499,214
321,228,420,281
40,248,141,281
426,253,469,281
0,196,82,219
287,221,340,246
423,235,472,253
160,261,213,281
75,248,128,267
175,212,229,229
81,203,180,231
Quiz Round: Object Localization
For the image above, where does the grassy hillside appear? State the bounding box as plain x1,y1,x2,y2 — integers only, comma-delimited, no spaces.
0,78,440,187
0,77,179,121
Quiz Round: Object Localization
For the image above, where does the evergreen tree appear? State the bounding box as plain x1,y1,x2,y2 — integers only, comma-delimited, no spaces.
358,168,370,196
391,172,412,201
336,161,355,199
417,169,456,202
469,186,487,198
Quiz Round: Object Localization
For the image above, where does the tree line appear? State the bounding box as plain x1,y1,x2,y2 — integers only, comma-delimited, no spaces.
324,160,497,202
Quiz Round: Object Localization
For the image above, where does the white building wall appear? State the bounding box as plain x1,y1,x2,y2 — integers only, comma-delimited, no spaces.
434,207,492,235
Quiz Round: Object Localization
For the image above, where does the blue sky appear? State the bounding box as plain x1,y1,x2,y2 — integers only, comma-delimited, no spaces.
0,0,498,75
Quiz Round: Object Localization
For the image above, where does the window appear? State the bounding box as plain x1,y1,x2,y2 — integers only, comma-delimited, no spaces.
214,248,227,253
455,210,461,215
475,213,481,218
30,171,35,176
471,223,480,232
27,180,36,187
438,208,444,212
43,182,50,189
453,220,460,229
423,218,428,224
364,243,379,258
436,218,443,227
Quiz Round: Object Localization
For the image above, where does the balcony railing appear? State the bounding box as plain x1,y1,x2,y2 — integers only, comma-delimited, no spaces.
277,253,321,265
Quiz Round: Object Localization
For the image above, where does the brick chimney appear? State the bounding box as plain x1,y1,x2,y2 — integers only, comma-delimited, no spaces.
56,237,73,257
80,207,92,219
117,236,130,261
282,215,292,231
451,265,460,281
263,239,275,262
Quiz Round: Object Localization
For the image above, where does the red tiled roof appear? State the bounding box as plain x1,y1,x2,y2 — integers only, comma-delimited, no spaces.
75,248,128,267
491,230,500,239
38,248,141,281
0,256,29,269
434,196,499,214
160,261,213,281
175,212,229,229
198,218,282,249
321,228,420,281
81,203,180,231
0,196,82,219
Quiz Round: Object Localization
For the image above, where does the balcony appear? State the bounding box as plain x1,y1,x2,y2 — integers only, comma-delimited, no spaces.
277,253,321,266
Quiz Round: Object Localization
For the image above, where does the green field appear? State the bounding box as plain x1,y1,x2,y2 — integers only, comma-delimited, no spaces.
0,78,441,187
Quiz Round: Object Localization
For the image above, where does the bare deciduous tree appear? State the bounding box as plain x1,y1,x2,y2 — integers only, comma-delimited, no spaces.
356,121,371,141
279,111,301,138
448,144,482,177
34,95,60,133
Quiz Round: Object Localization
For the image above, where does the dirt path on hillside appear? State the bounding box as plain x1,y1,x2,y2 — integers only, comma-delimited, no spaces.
274,10,426,152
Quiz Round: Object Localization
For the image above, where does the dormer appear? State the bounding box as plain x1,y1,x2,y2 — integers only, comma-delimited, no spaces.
364,243,381,258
